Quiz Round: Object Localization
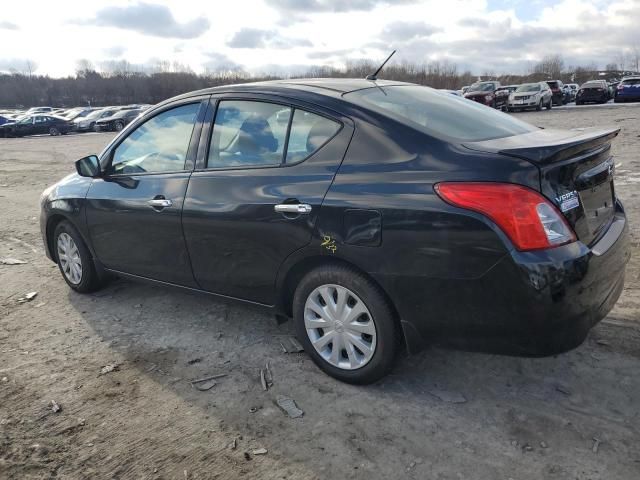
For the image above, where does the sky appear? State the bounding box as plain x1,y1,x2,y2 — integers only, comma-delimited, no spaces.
0,0,638,77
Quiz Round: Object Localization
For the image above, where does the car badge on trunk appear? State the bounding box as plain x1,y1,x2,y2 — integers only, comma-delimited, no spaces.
556,191,580,213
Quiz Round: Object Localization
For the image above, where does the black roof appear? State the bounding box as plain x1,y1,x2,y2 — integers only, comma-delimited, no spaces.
162,78,412,107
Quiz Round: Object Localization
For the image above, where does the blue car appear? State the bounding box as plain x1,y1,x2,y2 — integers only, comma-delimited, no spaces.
614,76,640,103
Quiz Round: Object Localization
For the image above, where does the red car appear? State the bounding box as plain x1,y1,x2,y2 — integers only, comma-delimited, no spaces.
464,81,508,109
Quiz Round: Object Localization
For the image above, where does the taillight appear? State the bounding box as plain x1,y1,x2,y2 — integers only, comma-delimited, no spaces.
434,182,577,251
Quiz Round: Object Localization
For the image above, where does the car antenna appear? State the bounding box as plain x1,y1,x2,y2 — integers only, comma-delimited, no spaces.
365,50,396,81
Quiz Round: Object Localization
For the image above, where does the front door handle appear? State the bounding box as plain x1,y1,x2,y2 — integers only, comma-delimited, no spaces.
275,203,312,215
148,198,172,209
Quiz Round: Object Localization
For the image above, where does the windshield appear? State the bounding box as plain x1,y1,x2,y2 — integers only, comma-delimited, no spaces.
621,78,640,86
581,82,602,88
516,83,540,92
344,85,536,142
468,82,495,92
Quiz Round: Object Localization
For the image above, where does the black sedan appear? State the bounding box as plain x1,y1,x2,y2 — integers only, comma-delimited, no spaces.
40,79,630,384
1,114,74,137
94,109,142,132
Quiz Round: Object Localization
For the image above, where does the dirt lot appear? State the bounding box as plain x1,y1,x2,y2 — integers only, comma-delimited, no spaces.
1,105,639,480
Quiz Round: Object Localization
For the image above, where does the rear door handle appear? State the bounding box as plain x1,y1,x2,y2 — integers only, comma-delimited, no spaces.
274,203,312,214
148,198,172,209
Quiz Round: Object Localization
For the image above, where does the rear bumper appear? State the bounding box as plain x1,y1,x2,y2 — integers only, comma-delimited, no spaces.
384,203,630,355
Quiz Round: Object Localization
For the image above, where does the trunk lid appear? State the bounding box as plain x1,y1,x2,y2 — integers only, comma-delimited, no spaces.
463,127,620,246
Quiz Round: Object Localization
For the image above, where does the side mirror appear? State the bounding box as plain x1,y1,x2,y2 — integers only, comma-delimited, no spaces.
75,155,101,177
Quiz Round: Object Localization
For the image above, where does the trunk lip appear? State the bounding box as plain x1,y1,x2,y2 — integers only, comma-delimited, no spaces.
461,127,620,164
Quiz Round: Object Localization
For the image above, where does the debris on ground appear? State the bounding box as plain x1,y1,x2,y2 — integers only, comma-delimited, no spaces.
190,373,226,391
260,361,273,391
555,384,572,396
99,363,119,376
187,357,202,365
278,336,304,353
249,406,260,413
596,339,610,346
276,396,304,418
244,452,251,461
540,441,548,449
1,258,27,265
1,377,8,382
17,291,37,303
592,437,601,453
229,438,237,450
252,448,268,455
428,387,467,404
50,400,61,413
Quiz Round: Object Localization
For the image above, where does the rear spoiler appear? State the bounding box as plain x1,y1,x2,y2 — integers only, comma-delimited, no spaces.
463,127,620,165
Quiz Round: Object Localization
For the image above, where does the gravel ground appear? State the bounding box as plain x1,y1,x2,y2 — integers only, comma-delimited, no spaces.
1,104,639,480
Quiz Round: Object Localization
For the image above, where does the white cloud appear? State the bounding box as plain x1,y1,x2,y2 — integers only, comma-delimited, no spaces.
0,0,637,77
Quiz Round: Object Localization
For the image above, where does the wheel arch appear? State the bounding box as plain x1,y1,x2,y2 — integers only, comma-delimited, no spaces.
277,255,409,351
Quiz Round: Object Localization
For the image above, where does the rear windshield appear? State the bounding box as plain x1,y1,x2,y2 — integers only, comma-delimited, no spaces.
516,83,540,92
344,85,537,142
546,81,560,88
468,82,495,92
581,82,603,88
621,78,640,86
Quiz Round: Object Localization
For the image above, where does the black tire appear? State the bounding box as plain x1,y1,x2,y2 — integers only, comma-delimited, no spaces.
546,98,552,110
49,127,60,136
53,221,103,293
114,121,124,131
293,264,399,384
89,122,96,132
536,100,542,111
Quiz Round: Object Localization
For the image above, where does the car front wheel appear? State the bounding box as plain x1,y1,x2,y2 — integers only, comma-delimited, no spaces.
54,221,103,293
49,127,60,136
293,265,398,384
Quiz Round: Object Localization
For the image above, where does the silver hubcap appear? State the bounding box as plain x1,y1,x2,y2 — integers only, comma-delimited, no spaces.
304,284,377,370
57,232,82,285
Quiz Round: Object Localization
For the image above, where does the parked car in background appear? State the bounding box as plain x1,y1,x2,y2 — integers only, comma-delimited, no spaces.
507,82,552,111
546,80,569,105
64,107,96,121
614,76,640,103
576,80,610,104
39,79,630,383
74,108,120,132
567,83,579,97
464,81,508,109
95,109,142,132
26,107,53,114
562,85,575,102
0,114,74,137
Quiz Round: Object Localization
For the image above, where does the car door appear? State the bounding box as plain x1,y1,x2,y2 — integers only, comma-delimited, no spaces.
182,96,353,304
84,98,207,286
33,115,48,134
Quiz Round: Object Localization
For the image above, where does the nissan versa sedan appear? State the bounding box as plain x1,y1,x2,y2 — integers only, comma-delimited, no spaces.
40,79,630,384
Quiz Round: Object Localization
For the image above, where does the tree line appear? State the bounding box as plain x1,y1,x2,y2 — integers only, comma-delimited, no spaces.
1,55,637,109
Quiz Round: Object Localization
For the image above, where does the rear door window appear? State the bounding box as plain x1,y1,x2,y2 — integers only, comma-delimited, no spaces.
208,101,291,168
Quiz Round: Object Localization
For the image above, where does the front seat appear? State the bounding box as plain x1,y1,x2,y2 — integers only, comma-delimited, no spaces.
231,114,278,163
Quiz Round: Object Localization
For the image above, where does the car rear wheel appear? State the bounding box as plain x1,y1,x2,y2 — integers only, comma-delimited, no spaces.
114,121,124,131
49,127,60,136
54,221,103,293
293,265,398,384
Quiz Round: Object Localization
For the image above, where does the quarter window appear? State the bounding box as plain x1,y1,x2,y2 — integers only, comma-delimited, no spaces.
285,110,340,163
208,101,291,168
109,103,199,175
